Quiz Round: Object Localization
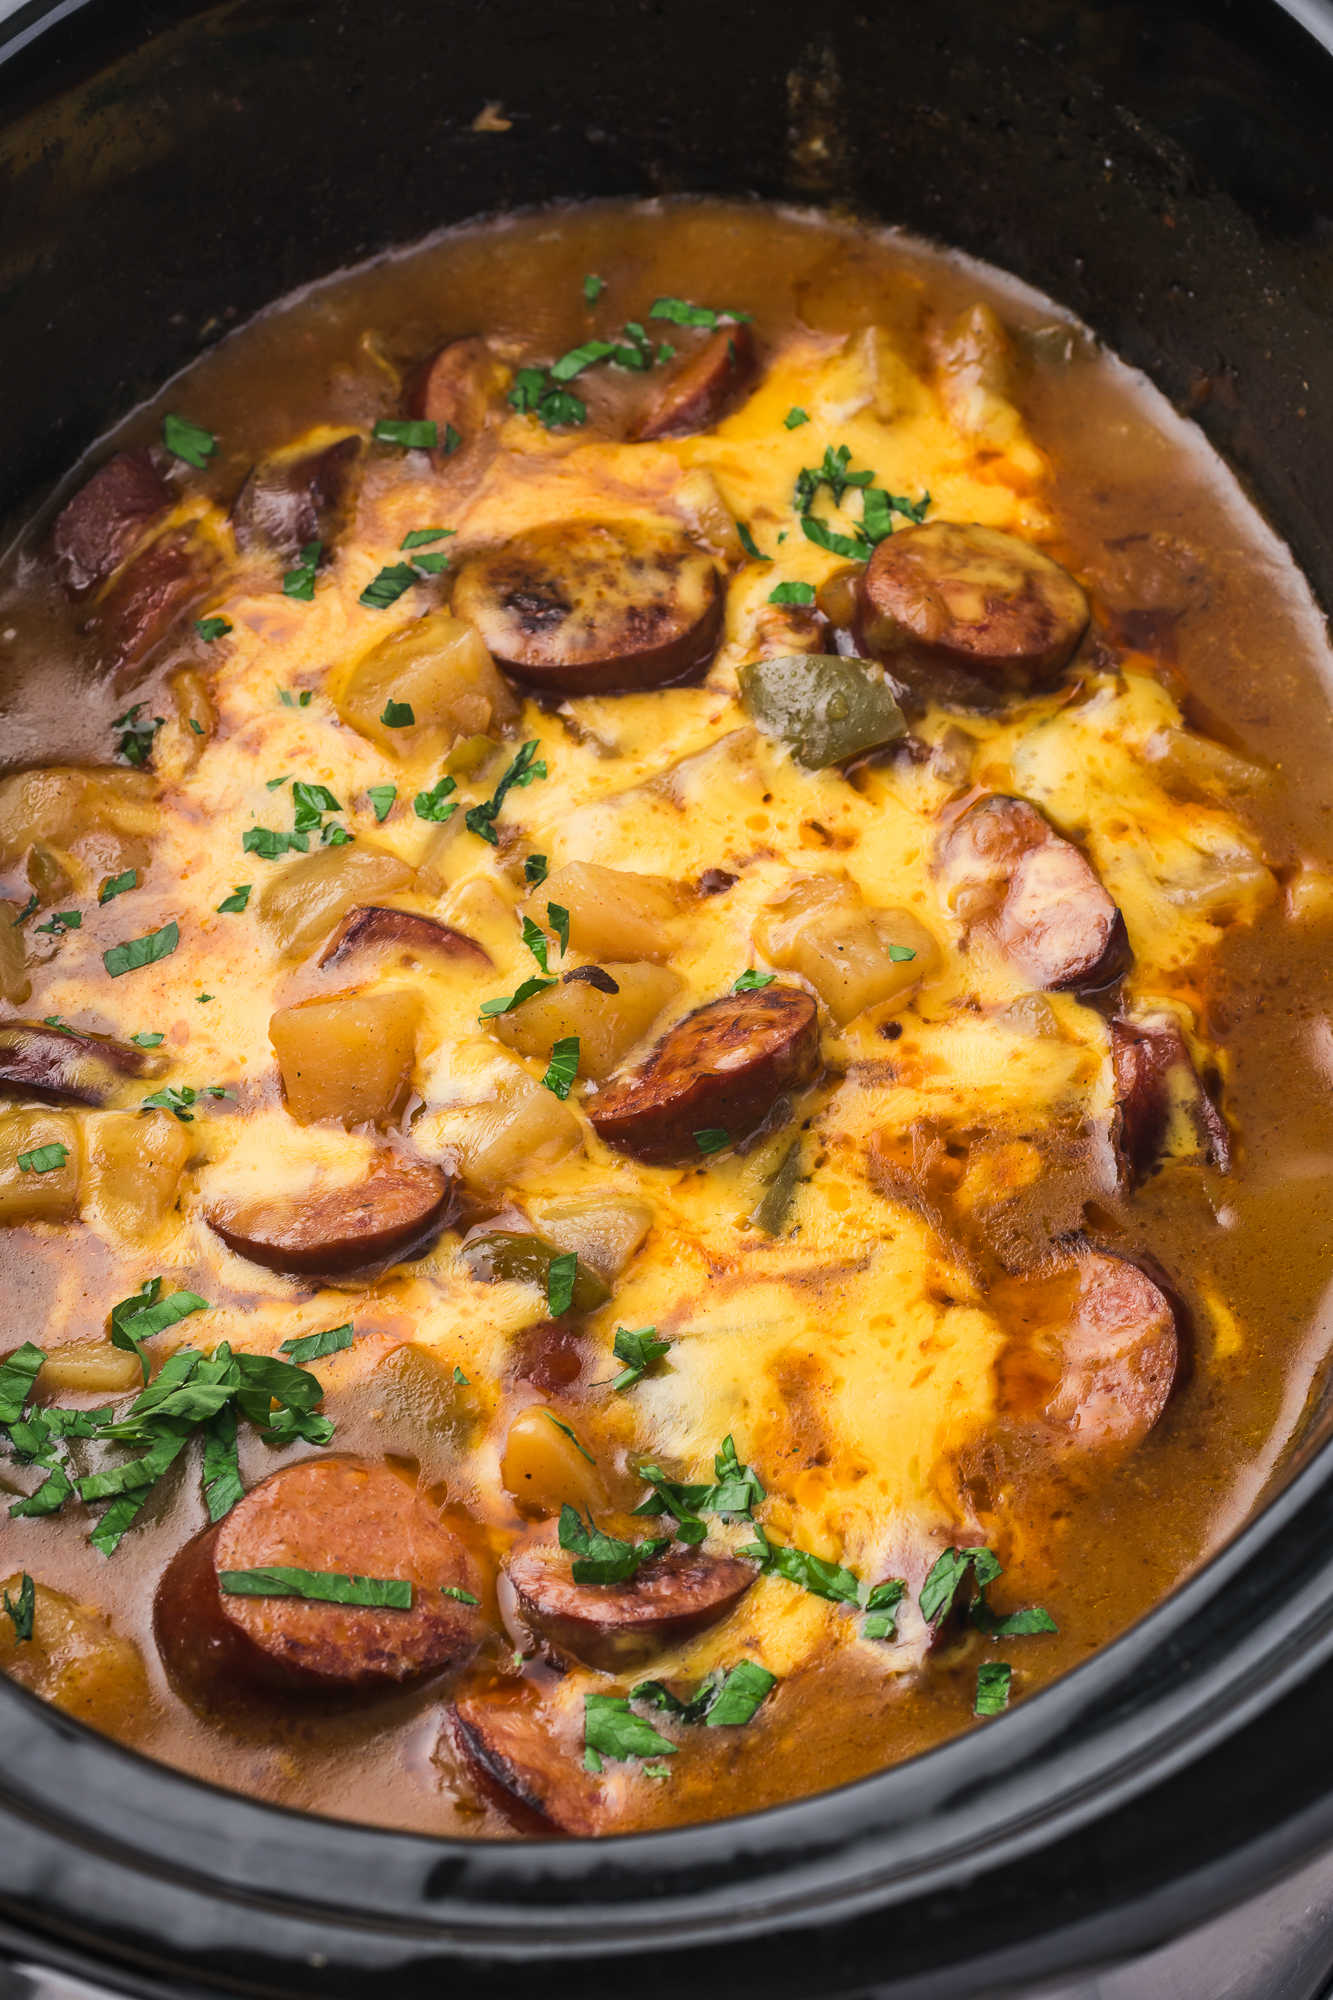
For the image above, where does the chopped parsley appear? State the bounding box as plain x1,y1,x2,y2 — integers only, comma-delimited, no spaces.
546,901,570,957
550,339,619,382
108,1277,208,1382
547,1252,580,1318
744,1536,862,1605
441,425,461,457
524,853,548,887
633,1436,765,1544
464,738,546,844
975,1662,1012,1717
649,297,752,330
99,870,137,905
162,413,218,469
359,562,419,610
216,884,251,914
559,1503,668,1585
366,784,397,823
129,1031,164,1048
863,1579,907,1641
10,895,38,927
583,1692,676,1771
380,698,415,728
242,827,306,861
737,520,770,563
195,615,232,642
35,910,80,936
453,1367,470,1386
2,1570,34,1642
113,704,164,767
401,527,454,550
508,368,587,430
522,914,552,973
888,944,917,963
768,580,815,606
277,688,313,707
442,1584,479,1604
282,540,322,601
0,1345,45,1425
220,1568,412,1609
919,1545,1003,1625
140,1083,230,1124
546,1410,595,1462
584,274,605,303
610,1325,671,1391
784,407,810,430
17,1143,69,1175
734,968,775,991
694,1128,729,1154
414,775,459,823
477,973,556,1019
542,1035,580,1100
801,515,868,561
372,418,437,450
42,1015,75,1036
103,920,179,978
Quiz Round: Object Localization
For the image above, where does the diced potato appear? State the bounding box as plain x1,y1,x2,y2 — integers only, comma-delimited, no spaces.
525,861,678,963
367,1345,476,1462
25,843,74,902
1142,726,1267,797
0,1576,150,1731
40,1346,143,1395
754,876,940,1024
529,1193,654,1281
1287,868,1333,920
0,1110,79,1225
500,1405,606,1519
997,995,1064,1039
0,767,158,874
456,1063,582,1190
81,1109,191,1241
271,989,422,1127
338,612,519,759
258,843,415,957
0,901,32,1006
491,962,683,1080
154,668,215,780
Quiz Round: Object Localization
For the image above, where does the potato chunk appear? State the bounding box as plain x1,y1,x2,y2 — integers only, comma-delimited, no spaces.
154,668,216,780
529,1193,654,1281
81,1109,191,1241
0,1110,79,1224
455,1062,582,1190
491,963,683,1081
525,861,678,963
338,612,520,759
0,1576,150,1732
271,989,422,1127
258,843,415,957
501,1406,606,1520
754,876,940,1024
39,1346,144,1395
0,767,157,889
0,901,32,1006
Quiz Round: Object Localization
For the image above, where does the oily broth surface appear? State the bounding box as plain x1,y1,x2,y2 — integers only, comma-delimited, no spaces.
0,201,1331,1836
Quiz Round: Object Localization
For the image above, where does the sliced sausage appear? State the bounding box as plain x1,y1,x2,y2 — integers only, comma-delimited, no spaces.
634,323,758,440
317,905,491,973
51,448,173,597
207,1156,452,1274
509,1541,756,1671
450,520,724,698
231,435,359,561
452,1693,603,1836
0,1020,165,1106
1112,1015,1230,1183
999,1251,1183,1450
857,522,1090,705
154,1457,483,1703
938,795,1130,993
91,533,212,690
588,985,820,1164
406,335,509,451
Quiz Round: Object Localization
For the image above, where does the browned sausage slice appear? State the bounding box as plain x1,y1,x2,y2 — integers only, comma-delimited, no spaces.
317,905,491,973
207,1156,452,1274
154,1458,483,1702
588,985,820,1164
92,533,213,690
634,323,758,440
999,1251,1183,1449
406,335,509,451
52,449,173,597
938,795,1130,992
231,435,359,560
451,520,724,698
452,1694,603,1835
509,1541,756,1671
1111,1015,1230,1183
858,522,1090,704
0,1020,164,1106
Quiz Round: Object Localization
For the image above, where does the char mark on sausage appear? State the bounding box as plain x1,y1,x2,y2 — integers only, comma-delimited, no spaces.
0,1020,165,1106
451,1696,601,1835
231,435,360,561
1111,1015,1230,1183
316,905,491,973
938,795,1130,993
451,520,724,698
207,1156,453,1274
588,985,820,1165
634,322,759,440
857,521,1090,707
509,1541,756,1671
154,1458,483,1705
52,449,173,598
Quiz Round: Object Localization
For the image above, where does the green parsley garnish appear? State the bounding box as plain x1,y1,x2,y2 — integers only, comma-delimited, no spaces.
888,943,916,963
464,738,546,844
583,1692,675,1772
919,1545,1002,1625
478,973,556,1019
784,407,809,430
162,413,218,469
380,699,415,728
801,515,867,562
863,1579,907,1641
524,853,549,887
694,1127,729,1154
216,884,252,913
279,1325,354,1364
453,1367,470,1386
559,1503,668,1585
108,1278,208,1382
975,1662,1013,1717
547,1253,581,1318
508,367,587,430
541,1035,580,1100
633,1437,764,1544
10,894,38,927
442,1584,479,1604
584,274,605,303
220,1568,412,1609
195,615,232,642
610,1326,670,1391
35,910,80,936
414,776,459,823
99,869,137,905
546,1410,595,1461
372,419,437,450
768,580,815,607
734,968,775,991
17,1143,69,1175
359,562,418,610
113,704,164,767
140,1083,230,1124
736,520,770,563
282,540,322,601
366,784,397,823
402,528,453,550
649,297,752,330
103,920,179,978
129,1031,164,1048
2,1571,34,1642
